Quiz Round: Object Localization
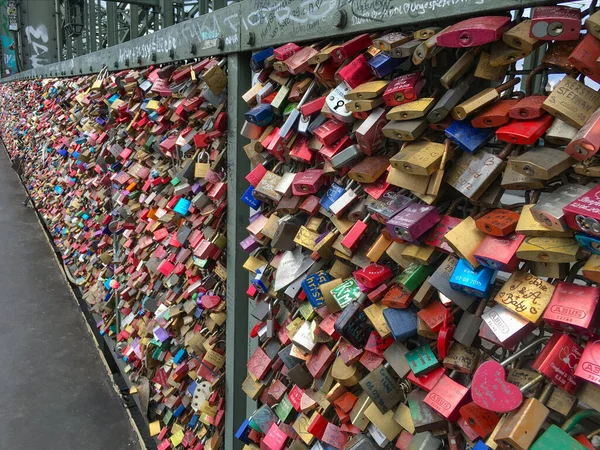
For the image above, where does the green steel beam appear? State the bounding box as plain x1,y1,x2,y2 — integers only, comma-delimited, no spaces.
225,51,251,450
130,4,139,39
161,0,174,27
238,0,554,50
105,0,159,6
106,1,118,47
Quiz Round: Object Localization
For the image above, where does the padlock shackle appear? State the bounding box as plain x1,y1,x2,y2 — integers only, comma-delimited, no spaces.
495,77,521,94
526,63,551,96
501,336,550,367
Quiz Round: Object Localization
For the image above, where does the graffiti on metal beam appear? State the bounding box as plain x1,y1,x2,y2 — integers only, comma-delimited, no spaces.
242,0,486,41
25,24,50,68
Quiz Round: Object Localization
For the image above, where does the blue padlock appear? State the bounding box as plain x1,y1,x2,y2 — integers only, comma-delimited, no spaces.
173,198,191,216
301,271,332,308
319,183,346,212
576,233,600,254
245,103,274,127
445,120,495,153
241,185,262,209
187,414,199,429
252,265,270,294
473,441,491,450
235,418,253,444
173,403,185,418
173,348,187,364
449,258,497,298
368,53,402,78
250,47,275,73
108,93,120,104
57,148,68,158
383,306,418,341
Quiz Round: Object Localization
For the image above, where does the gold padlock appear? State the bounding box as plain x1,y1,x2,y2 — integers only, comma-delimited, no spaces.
543,76,600,128
502,20,542,52
515,205,574,237
386,167,430,195
444,217,486,269
516,236,580,263
386,98,437,121
389,141,445,176
475,51,509,81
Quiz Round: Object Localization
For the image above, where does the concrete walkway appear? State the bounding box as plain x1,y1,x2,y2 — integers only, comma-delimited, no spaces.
0,146,142,449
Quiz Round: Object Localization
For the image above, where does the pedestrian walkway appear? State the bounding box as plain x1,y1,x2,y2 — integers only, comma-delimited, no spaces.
0,145,141,450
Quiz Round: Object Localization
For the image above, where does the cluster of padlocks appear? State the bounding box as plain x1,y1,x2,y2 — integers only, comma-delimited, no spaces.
0,58,229,450
237,6,600,450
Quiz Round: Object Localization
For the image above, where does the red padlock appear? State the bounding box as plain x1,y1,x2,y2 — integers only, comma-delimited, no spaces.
336,54,374,89
495,115,553,145
353,264,393,289
436,16,511,47
566,108,600,161
532,332,582,394
332,34,372,65
530,6,582,41
383,72,425,107
543,282,600,335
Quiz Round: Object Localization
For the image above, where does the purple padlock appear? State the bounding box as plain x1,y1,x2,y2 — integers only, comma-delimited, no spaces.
240,235,261,253
386,204,440,243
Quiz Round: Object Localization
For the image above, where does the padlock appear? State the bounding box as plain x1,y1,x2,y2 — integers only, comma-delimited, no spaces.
453,300,487,347
543,281,600,336
386,204,440,243
446,150,505,202
566,107,600,161
427,76,471,123
389,142,445,176
543,76,600,128
449,257,497,298
545,118,578,145
383,73,426,107
474,233,525,272
325,82,354,123
445,120,495,153
436,16,511,47
530,184,589,231
508,147,574,180
333,294,373,349
471,92,523,128
359,363,406,413
494,270,555,324
444,217,487,269
503,20,542,52
496,114,554,146
563,183,600,235
530,6,582,41
440,48,480,89
452,78,520,120
532,332,582,394
475,209,520,236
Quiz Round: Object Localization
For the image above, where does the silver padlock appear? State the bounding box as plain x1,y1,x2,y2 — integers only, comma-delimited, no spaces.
330,144,364,169
530,184,591,231
326,81,354,123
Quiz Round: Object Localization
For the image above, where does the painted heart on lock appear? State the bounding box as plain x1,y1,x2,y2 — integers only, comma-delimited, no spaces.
471,360,523,413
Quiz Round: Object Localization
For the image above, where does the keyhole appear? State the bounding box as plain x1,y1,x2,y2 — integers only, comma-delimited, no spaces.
334,100,345,111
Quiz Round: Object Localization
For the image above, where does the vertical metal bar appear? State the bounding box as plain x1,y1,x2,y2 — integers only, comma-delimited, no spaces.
161,0,174,28
213,0,226,10
130,4,139,40
153,6,159,31
55,0,64,60
75,36,83,57
65,35,72,59
199,0,208,15
225,51,250,450
106,0,118,47
89,0,97,51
